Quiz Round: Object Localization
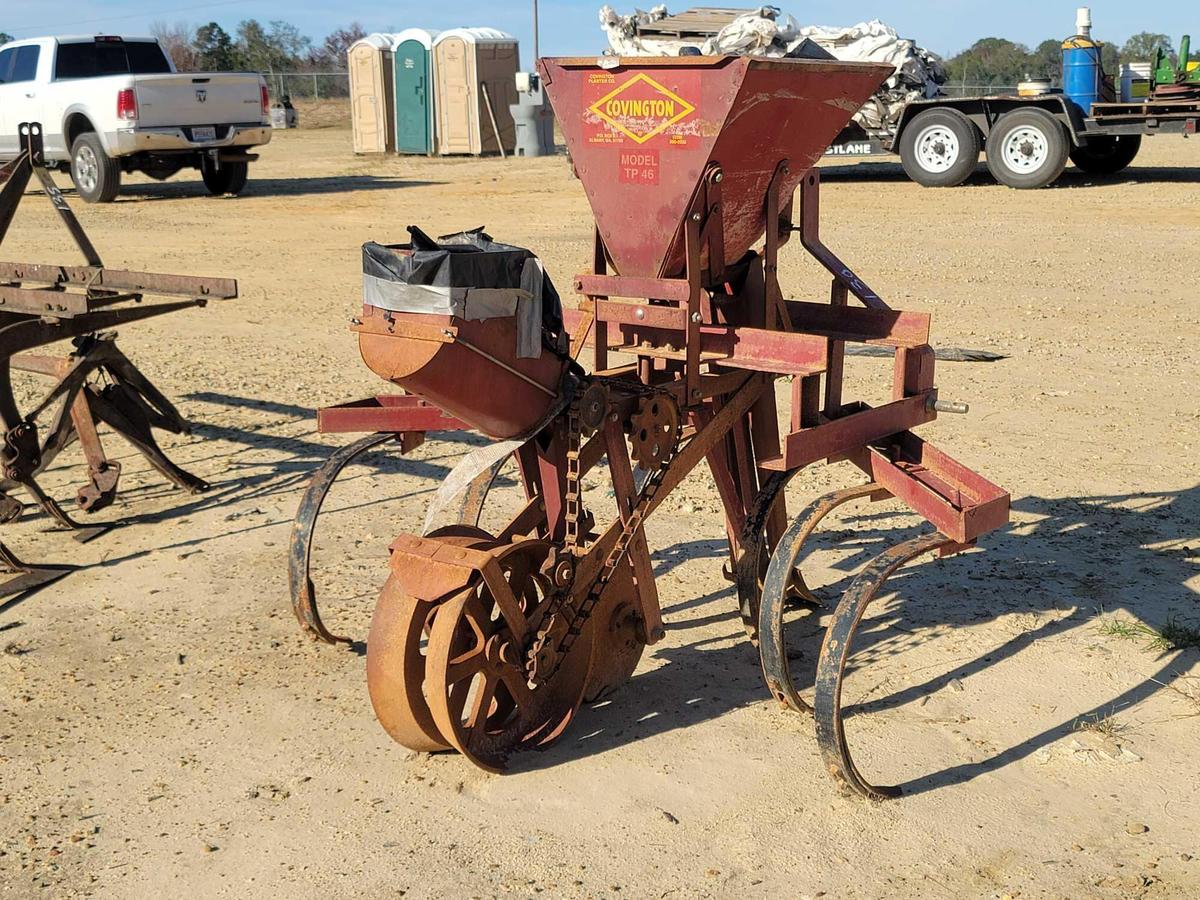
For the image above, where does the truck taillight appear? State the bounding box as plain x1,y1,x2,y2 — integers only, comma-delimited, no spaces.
117,89,137,121
260,85,270,117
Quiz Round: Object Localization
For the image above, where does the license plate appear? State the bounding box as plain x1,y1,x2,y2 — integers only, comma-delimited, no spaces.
192,126,217,142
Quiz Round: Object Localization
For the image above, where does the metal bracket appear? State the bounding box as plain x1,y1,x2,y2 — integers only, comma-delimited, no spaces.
794,170,887,311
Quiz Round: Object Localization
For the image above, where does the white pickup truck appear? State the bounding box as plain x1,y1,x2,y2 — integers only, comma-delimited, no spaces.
0,35,272,202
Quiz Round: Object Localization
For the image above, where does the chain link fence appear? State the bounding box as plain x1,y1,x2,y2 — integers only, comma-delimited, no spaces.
264,71,350,101
258,72,1018,103
939,83,1020,98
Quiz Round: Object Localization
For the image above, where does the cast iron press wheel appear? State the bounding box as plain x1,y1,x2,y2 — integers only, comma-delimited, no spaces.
422,539,596,772
70,133,121,203
366,528,495,752
201,159,249,196
1069,134,1142,176
899,109,982,188
985,108,1070,189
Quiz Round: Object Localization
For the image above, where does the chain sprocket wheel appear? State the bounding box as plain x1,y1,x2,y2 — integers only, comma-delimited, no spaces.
424,538,594,772
581,555,645,702
629,394,680,471
366,527,495,753
576,381,609,436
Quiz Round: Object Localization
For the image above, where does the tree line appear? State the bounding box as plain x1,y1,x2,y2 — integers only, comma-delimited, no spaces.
150,20,367,73
0,21,368,72
945,32,1194,87
2,24,1195,85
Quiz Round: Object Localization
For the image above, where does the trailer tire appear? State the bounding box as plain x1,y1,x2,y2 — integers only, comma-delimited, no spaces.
985,108,1070,189
1069,134,1142,175
201,159,249,196
899,109,981,187
69,133,121,204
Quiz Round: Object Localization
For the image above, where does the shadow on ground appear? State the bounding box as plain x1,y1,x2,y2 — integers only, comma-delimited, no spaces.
30,175,444,203
0,390,484,615
3,389,1196,799
521,483,1199,797
821,161,1200,187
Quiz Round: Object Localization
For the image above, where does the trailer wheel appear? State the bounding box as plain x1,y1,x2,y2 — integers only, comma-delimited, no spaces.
985,109,1069,189
201,159,249,196
69,133,121,203
1069,134,1142,175
899,109,981,187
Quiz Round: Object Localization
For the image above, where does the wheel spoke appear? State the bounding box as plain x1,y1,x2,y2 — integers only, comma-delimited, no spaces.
422,538,592,771
466,671,500,731
446,653,485,685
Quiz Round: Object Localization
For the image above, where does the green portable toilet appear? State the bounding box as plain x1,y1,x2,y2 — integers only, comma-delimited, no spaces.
392,29,439,155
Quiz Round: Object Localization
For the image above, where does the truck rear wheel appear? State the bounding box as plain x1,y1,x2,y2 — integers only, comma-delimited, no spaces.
985,109,1069,189
70,133,121,203
899,109,981,187
1069,135,1142,175
201,160,249,196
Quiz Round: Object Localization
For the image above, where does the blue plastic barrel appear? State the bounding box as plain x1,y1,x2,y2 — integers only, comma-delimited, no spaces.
1062,38,1103,115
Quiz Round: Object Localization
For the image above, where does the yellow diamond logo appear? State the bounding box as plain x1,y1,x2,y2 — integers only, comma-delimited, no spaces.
588,73,696,145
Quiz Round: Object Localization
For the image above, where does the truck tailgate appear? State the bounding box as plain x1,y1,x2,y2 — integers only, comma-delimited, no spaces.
133,74,262,127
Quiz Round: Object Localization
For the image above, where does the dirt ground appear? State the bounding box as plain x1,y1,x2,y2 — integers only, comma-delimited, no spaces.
0,125,1197,899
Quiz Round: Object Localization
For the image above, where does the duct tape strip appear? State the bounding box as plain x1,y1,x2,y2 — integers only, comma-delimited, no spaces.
363,274,544,361
363,276,531,320
518,258,545,359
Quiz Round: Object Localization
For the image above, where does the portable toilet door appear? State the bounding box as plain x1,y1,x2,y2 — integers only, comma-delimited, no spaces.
349,34,396,154
475,37,519,154
434,28,519,155
392,29,438,154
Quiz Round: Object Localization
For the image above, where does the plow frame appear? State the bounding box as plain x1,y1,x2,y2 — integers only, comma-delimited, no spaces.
0,122,236,598
293,143,1010,796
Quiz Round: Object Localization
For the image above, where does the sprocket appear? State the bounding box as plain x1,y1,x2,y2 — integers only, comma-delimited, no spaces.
629,394,680,471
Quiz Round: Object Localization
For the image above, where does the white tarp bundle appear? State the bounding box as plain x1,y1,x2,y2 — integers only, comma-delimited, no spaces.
597,6,946,133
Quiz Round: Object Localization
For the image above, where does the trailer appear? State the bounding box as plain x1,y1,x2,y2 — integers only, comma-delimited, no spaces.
603,5,1196,190
829,10,1198,189
829,89,1196,190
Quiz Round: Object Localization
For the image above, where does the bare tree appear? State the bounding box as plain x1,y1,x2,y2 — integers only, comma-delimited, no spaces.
150,21,199,71
316,23,367,66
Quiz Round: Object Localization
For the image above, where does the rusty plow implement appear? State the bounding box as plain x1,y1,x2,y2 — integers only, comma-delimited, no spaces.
291,56,1011,798
0,123,236,596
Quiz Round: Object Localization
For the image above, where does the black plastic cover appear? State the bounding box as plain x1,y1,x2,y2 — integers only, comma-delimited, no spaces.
362,226,564,336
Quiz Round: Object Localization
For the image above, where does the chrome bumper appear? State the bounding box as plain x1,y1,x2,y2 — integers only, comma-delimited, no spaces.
110,124,272,156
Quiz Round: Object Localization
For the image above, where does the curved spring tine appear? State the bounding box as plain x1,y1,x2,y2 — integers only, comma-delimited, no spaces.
735,468,801,641
288,432,397,644
813,531,953,800
739,474,886,639
757,483,886,714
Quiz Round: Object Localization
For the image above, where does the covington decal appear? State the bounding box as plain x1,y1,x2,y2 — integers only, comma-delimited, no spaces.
587,73,696,144
601,98,679,119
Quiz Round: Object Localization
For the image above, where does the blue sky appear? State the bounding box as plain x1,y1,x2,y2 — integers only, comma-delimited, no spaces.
4,1,1195,66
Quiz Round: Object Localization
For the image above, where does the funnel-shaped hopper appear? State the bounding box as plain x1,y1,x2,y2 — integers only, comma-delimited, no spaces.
538,56,892,279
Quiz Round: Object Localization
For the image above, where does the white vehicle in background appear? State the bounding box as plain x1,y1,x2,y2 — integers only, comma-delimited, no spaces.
0,35,272,202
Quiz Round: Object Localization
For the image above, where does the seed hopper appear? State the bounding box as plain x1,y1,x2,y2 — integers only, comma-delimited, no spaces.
300,56,1010,798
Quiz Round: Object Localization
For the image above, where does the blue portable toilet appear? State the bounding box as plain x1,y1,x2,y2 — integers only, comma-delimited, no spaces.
392,29,439,155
